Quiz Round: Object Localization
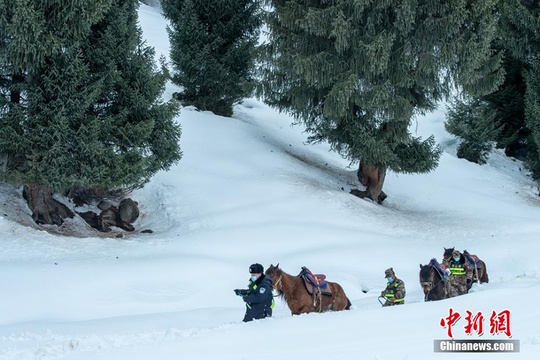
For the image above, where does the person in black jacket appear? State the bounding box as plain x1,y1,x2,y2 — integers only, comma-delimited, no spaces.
234,263,274,322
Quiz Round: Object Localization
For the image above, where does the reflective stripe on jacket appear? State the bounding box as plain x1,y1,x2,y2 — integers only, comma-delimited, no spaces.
449,262,466,275
242,274,274,322
384,281,405,302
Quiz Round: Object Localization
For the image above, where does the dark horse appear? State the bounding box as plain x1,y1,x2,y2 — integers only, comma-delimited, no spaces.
443,247,489,289
419,261,449,301
265,264,351,315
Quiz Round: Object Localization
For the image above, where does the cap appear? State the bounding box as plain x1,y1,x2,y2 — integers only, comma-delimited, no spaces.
452,250,461,257
384,268,394,278
249,263,264,274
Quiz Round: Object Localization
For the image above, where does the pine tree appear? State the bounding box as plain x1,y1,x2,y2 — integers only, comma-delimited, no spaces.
481,54,528,158
445,98,499,164
446,0,540,177
0,0,110,140
162,0,262,116
0,0,181,226
500,0,540,178
79,0,181,190
260,0,503,202
524,60,540,178
0,0,113,225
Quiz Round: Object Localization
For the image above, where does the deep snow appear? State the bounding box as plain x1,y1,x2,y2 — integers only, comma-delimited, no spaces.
1,4,539,360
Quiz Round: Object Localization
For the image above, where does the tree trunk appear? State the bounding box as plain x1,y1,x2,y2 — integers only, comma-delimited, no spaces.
23,184,74,226
350,162,388,204
10,72,24,104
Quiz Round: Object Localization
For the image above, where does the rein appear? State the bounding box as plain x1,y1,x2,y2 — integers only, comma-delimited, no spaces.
272,272,301,297
424,269,446,301
272,274,283,297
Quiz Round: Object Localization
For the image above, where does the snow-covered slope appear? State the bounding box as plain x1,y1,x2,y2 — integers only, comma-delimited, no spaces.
0,4,539,360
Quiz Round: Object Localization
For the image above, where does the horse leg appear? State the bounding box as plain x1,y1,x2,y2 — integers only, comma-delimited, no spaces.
334,294,349,310
474,263,479,285
312,292,320,309
444,281,451,298
329,283,350,311
480,262,489,283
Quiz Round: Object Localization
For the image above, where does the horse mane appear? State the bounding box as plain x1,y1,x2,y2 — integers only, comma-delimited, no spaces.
276,268,298,304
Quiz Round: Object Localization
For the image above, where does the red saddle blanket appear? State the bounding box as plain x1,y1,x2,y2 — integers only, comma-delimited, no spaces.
463,250,483,268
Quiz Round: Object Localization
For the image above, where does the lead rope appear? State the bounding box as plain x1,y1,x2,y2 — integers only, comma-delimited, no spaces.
273,274,301,297
425,273,447,300
272,274,283,297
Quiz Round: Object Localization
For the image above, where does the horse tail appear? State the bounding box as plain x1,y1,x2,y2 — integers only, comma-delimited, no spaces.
480,261,489,283
345,297,352,310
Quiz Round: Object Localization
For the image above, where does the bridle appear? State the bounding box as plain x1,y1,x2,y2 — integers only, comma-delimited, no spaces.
273,274,283,293
271,271,300,297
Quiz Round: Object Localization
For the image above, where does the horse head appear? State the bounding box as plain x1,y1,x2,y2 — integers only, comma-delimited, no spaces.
443,247,454,261
419,263,434,295
265,263,282,292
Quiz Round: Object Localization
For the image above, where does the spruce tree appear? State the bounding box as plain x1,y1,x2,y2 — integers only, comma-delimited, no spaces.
446,0,540,177
445,98,499,164
501,0,540,178
79,0,181,190
481,55,528,158
162,0,262,116
0,0,181,226
0,0,112,225
260,0,503,202
524,60,540,178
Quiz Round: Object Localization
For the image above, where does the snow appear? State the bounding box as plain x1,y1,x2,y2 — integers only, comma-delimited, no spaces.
1,3,540,359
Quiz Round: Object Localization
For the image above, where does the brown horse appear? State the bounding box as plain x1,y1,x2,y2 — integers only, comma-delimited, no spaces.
419,261,449,301
265,264,351,315
443,247,489,289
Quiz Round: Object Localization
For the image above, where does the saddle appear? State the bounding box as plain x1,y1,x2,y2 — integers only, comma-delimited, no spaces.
300,266,332,296
463,250,483,268
429,258,449,279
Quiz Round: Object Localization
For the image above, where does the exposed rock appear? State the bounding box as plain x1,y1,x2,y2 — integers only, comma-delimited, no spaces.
98,200,114,211
100,206,119,231
23,184,74,226
119,198,139,223
78,211,108,232
78,198,138,233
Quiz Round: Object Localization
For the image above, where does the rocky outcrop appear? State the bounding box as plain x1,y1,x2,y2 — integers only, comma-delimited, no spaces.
78,198,139,232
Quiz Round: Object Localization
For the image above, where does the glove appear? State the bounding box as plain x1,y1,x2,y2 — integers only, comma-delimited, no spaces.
445,269,451,276
234,289,246,296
